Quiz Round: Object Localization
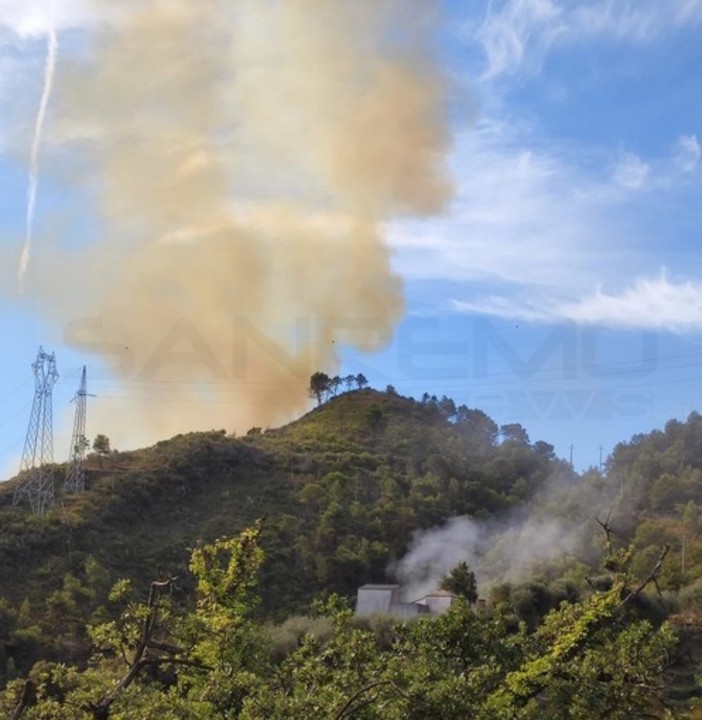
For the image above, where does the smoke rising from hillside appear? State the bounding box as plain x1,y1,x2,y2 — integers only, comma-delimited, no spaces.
394,510,586,601
9,1,450,444
392,459,637,600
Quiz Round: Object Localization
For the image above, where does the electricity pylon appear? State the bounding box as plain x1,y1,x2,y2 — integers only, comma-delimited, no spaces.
64,366,91,493
13,347,59,514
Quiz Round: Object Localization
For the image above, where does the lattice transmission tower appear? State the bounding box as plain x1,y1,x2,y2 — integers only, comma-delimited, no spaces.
64,365,91,493
13,347,59,514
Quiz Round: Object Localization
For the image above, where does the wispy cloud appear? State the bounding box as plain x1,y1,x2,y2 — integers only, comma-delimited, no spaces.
611,137,700,191
391,118,702,332
574,0,702,42
612,151,650,190
455,272,702,332
472,0,702,78
390,120,696,290
476,0,565,79
390,123,607,288
674,134,701,173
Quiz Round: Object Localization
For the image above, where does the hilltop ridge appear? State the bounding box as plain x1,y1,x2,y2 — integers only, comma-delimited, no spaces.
0,390,557,651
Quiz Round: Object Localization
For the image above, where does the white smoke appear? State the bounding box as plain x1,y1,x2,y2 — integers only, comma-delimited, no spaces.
393,512,585,601
18,28,58,291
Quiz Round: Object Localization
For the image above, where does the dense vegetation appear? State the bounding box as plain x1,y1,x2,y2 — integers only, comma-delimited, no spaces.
1,387,702,715
0,525,683,719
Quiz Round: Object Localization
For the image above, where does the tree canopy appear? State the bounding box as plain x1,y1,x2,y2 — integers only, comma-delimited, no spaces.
0,525,680,720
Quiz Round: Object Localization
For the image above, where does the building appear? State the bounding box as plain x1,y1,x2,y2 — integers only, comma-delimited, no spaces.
415,588,456,615
355,583,456,618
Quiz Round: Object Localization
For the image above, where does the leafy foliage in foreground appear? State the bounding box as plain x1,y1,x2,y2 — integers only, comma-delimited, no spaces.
0,526,682,719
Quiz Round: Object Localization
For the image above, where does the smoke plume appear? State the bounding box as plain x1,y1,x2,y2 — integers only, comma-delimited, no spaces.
393,511,586,601
9,1,451,446
18,29,58,291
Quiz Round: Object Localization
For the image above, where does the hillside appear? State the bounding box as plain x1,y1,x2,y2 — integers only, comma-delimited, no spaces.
0,390,561,604
0,389,563,675
2,389,702,713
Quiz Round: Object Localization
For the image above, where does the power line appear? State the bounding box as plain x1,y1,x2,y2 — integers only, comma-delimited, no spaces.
13,347,59,515
64,366,92,494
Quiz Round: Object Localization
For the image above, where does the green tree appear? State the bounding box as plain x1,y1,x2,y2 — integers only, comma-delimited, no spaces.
92,434,111,455
438,395,457,421
440,561,478,603
1,526,267,720
329,376,342,396
500,423,530,445
308,371,330,405
456,407,499,453
0,528,678,720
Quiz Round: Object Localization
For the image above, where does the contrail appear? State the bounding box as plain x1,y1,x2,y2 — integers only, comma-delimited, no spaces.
18,30,58,291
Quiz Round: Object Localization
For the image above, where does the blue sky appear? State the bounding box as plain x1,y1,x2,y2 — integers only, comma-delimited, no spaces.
0,0,701,476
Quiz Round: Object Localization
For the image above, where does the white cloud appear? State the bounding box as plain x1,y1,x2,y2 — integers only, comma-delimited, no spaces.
390,121,633,291
0,0,127,36
476,0,565,79
455,272,702,332
613,151,650,190
472,0,702,78
573,1,665,42
676,0,702,24
610,138,699,191
674,134,701,173
579,0,702,40
391,119,702,333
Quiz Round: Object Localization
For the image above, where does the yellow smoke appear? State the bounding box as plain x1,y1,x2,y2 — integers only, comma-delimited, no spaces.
16,0,451,446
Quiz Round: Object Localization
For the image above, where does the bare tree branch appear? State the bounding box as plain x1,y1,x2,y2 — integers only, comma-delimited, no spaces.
85,576,178,720
334,680,398,720
617,545,670,611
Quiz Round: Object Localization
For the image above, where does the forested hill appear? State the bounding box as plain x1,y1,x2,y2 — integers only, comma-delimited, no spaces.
604,412,702,594
0,389,563,608
3,389,702,713
0,389,563,671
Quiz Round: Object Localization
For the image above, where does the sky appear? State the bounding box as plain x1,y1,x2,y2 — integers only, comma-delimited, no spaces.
0,0,701,477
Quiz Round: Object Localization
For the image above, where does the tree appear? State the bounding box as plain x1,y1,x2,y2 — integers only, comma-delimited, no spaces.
500,423,530,445
438,396,457,421
440,561,478,603
243,542,676,719
533,440,555,459
456,407,499,452
0,526,266,720
309,372,331,406
0,525,678,720
92,434,111,455
355,373,368,390
366,404,385,436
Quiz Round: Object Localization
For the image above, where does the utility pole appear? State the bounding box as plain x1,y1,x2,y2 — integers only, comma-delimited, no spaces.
13,347,59,514
64,366,91,493
569,444,574,468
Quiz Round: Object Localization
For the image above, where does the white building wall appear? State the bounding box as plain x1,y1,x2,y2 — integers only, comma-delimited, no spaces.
355,584,401,616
